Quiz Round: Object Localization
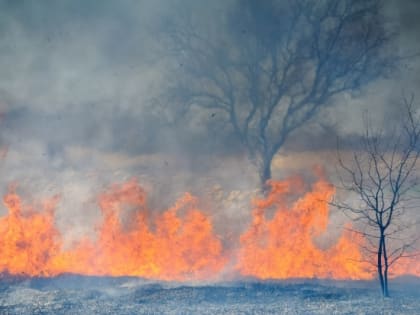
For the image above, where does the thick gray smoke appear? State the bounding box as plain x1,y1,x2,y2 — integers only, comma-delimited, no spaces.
0,0,419,243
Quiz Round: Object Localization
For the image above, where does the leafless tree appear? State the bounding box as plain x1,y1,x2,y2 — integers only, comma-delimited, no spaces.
162,0,394,189
335,96,420,297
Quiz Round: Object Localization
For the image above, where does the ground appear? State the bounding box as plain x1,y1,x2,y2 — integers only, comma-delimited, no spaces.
0,275,419,314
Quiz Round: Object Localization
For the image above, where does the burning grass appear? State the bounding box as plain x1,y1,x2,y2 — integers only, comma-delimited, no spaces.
0,172,418,281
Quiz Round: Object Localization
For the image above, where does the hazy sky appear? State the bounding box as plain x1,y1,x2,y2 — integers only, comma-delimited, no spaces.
0,0,420,222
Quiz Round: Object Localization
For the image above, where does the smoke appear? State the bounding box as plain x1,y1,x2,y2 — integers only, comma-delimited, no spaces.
0,0,420,248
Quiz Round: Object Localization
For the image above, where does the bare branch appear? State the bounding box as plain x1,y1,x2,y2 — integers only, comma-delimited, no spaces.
335,96,420,297
162,0,393,188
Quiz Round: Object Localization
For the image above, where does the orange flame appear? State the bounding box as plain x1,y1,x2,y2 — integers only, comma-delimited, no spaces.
0,180,225,280
0,174,418,280
237,171,372,279
0,187,61,276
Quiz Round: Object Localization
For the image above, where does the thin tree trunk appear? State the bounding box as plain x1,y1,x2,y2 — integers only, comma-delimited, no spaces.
377,236,385,296
383,237,390,297
259,154,273,192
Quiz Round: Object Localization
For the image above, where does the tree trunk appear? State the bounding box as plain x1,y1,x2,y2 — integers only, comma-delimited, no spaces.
377,237,385,296
258,153,273,192
377,233,390,297
383,237,390,297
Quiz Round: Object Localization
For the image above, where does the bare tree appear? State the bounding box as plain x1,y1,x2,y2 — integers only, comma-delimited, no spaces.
162,0,394,189
335,96,420,297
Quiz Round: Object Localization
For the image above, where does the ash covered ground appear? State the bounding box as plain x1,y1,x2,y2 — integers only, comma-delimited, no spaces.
0,275,419,314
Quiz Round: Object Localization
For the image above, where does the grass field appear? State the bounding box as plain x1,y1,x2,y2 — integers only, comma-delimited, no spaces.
1,275,419,314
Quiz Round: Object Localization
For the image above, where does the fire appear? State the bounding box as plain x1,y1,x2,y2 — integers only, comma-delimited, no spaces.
0,187,61,276
0,180,226,280
0,174,418,280
237,171,371,279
